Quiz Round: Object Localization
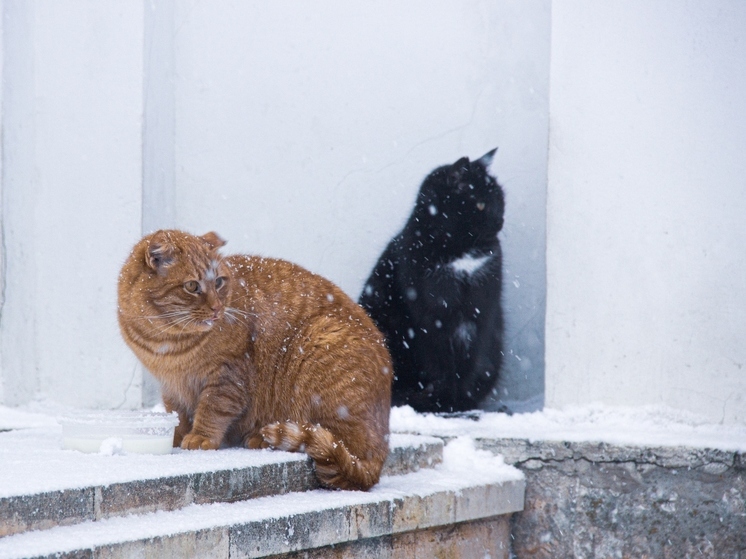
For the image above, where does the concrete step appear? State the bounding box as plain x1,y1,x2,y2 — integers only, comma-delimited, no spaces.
0,441,525,559
0,434,442,539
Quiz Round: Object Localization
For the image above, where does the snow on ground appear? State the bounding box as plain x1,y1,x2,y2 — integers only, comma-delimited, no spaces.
0,425,306,498
0,405,58,430
0,421,435,499
0,399,742,558
0,400,744,500
0,436,521,559
391,403,746,452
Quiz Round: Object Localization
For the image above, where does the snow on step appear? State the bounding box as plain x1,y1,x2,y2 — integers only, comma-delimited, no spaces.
0,438,525,559
0,428,438,499
390,404,746,452
0,431,442,538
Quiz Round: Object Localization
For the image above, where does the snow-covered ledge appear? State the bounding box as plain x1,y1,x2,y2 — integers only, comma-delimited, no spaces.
3,403,744,557
391,404,746,558
0,404,524,559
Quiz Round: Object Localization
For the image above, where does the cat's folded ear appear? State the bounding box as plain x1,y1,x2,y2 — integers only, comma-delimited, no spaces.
447,157,471,186
146,231,176,271
201,232,226,250
477,148,498,168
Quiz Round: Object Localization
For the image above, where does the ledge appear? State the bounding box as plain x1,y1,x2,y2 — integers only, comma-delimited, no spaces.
0,441,524,559
0,433,442,538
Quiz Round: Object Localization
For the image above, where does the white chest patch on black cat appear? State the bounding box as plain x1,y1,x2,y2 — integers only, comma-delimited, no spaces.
449,253,491,276
453,321,477,349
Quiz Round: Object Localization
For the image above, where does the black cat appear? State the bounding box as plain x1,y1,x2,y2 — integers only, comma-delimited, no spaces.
359,149,505,413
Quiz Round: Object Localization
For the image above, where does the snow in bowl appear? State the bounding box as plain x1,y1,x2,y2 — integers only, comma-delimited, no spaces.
60,410,179,455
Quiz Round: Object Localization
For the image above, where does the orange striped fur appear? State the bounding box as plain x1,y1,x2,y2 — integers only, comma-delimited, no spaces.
118,230,392,490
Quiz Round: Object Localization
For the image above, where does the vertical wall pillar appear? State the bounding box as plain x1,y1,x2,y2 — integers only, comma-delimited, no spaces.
1,0,38,405
0,0,3,404
143,0,175,233
141,0,176,406
1,1,146,408
545,0,746,423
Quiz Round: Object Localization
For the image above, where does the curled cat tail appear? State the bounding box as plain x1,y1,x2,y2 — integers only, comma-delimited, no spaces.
260,421,384,491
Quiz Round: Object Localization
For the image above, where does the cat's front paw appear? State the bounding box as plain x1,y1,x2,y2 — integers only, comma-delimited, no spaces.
180,433,219,450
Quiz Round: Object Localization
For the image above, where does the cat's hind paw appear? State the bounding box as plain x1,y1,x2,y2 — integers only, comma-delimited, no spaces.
244,433,270,449
261,421,308,452
181,433,219,450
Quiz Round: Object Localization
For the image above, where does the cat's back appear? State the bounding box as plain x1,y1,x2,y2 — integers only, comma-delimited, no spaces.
225,254,382,338
225,255,328,297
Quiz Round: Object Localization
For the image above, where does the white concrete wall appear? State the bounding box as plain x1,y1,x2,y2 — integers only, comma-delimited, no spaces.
0,1,550,411
170,0,550,411
3,1,744,424
0,1,144,408
546,1,746,423
0,1,5,404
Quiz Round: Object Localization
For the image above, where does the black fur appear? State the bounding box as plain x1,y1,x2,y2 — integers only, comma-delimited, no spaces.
359,149,505,413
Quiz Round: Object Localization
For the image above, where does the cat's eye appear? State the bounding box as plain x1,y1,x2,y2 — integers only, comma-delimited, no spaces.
184,280,201,294
215,277,227,290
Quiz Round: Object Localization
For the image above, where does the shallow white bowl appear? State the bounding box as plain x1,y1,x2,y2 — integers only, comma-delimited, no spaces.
60,410,179,455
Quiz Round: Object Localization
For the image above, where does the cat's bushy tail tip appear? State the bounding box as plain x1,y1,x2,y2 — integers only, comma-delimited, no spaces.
261,421,384,491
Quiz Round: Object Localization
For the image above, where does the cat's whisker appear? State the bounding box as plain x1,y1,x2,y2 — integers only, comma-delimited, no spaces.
152,314,200,336
119,308,192,319
177,317,198,335
126,311,192,321
150,314,197,336
223,310,241,325
223,308,253,327
225,307,258,319
151,313,192,326
225,302,265,322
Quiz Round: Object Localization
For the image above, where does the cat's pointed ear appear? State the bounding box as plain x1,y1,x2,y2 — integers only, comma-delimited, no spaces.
447,157,470,186
477,148,498,168
146,231,176,271
201,232,226,250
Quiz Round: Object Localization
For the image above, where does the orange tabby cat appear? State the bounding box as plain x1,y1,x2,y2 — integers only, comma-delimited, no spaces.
118,230,392,490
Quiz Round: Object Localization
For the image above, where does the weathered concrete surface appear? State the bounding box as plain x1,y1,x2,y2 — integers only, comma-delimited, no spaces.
0,489,94,537
477,438,746,559
228,478,524,559
95,461,318,519
266,515,511,559
94,529,230,559
12,477,523,559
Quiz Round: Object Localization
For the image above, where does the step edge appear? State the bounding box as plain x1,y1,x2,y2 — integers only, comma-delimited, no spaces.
0,435,444,538
0,470,524,559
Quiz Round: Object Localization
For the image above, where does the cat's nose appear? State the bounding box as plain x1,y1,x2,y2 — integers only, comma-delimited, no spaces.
209,302,223,318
